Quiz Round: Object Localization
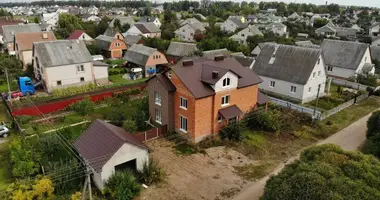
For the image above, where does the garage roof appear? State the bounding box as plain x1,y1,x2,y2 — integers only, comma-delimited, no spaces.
74,119,148,172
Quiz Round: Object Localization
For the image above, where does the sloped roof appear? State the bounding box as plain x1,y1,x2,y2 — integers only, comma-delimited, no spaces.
218,105,243,119
267,22,286,28
0,18,23,34
172,57,262,99
203,48,231,59
166,42,198,57
67,30,85,40
288,12,301,19
315,24,336,33
34,40,92,67
2,23,41,43
109,16,135,27
92,60,109,67
370,45,380,61
74,120,148,172
104,27,120,37
139,16,158,23
201,65,231,85
15,31,56,51
95,35,114,50
232,54,255,68
147,73,176,92
188,22,206,32
179,17,201,26
123,44,157,66
295,40,314,46
253,44,322,85
228,16,248,28
124,35,142,46
134,22,161,33
321,39,368,70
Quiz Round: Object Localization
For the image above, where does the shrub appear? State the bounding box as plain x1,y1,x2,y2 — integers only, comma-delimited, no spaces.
104,171,141,200
8,138,40,178
69,97,95,116
219,122,242,142
357,74,378,87
6,177,54,200
364,111,380,157
123,119,137,133
105,109,127,126
136,159,165,185
244,110,283,132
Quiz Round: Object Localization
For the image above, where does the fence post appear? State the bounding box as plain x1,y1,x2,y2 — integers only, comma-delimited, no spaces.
156,128,158,137
145,131,147,142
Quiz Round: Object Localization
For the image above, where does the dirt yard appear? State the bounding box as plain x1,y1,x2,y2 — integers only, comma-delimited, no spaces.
139,139,255,200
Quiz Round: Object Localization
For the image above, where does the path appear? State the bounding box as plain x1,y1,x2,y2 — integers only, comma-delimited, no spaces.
232,112,372,200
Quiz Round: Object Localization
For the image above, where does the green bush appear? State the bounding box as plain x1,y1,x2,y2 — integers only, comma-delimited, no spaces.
69,97,95,116
8,138,40,178
137,159,165,185
219,122,242,142
104,171,141,200
364,111,380,157
357,74,378,87
123,119,137,133
105,108,127,126
244,110,283,132
52,84,96,98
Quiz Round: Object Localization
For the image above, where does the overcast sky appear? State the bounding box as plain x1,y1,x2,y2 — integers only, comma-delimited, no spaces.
0,0,379,9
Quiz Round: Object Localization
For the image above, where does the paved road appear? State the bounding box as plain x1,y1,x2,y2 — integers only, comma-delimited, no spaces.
232,112,372,200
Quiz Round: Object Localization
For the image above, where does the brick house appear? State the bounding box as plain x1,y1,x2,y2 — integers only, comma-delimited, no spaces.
146,56,265,143
95,29,127,59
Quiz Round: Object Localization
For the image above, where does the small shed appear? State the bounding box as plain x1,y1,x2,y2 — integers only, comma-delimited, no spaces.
74,119,149,189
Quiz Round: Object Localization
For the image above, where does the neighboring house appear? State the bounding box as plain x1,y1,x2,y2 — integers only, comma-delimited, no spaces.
2,23,41,55
92,60,109,85
139,16,161,28
125,22,161,38
95,34,127,59
42,12,59,28
124,44,168,77
109,16,135,28
287,12,301,20
123,35,143,47
146,56,264,143
0,18,23,44
232,53,255,68
175,22,205,42
246,15,258,23
194,13,207,21
179,18,201,26
230,25,263,45
40,23,54,31
369,22,380,36
372,36,380,46
202,48,231,59
321,39,374,79
32,40,106,93
67,30,93,42
351,24,363,32
316,22,357,39
74,119,149,190
220,16,248,33
315,24,336,37
251,42,276,57
254,44,327,103
81,14,101,23
15,31,56,68
166,41,198,63
265,22,287,36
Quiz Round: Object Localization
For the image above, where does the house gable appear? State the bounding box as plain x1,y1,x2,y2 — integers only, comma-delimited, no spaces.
213,71,239,92
110,39,127,50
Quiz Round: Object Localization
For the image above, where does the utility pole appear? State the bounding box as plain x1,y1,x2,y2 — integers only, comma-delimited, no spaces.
87,173,93,200
313,84,321,120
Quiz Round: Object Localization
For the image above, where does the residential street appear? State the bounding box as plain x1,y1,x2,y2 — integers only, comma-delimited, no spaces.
232,112,372,200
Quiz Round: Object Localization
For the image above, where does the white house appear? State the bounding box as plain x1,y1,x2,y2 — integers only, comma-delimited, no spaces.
230,25,263,45
252,44,327,103
175,22,205,42
32,40,107,93
321,39,374,79
42,12,59,28
139,16,161,28
369,22,380,36
74,120,149,190
125,22,161,38
265,22,287,36
220,16,248,33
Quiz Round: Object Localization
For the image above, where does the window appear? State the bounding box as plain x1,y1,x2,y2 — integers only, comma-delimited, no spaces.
222,78,231,87
182,29,185,32
155,109,162,124
180,97,188,110
218,116,223,123
77,65,84,72
25,81,32,86
180,115,187,132
290,86,296,93
317,58,320,64
158,55,161,58
327,66,333,72
221,95,230,106
154,92,161,106
80,77,84,82
270,81,275,88
241,34,245,37
190,33,194,36
57,80,62,86
82,35,85,39
269,56,276,64
167,71,172,79
318,71,321,76
312,72,316,78
308,87,311,93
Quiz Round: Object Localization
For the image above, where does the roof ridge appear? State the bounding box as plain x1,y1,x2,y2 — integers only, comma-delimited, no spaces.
98,120,128,142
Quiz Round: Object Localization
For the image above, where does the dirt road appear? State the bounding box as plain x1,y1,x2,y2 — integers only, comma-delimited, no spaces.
232,112,372,200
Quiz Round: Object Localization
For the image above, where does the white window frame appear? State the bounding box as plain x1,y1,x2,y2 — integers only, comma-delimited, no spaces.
327,66,333,72
180,97,188,110
222,78,231,87
155,109,162,124
221,95,230,106
180,115,187,133
154,92,161,106
290,86,296,93
77,65,85,73
270,81,275,88
312,72,316,78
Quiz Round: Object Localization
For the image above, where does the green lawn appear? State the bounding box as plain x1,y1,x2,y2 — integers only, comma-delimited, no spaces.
109,75,147,84
105,59,126,66
0,142,12,192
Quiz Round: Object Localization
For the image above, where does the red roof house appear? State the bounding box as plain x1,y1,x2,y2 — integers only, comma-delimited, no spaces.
67,30,93,42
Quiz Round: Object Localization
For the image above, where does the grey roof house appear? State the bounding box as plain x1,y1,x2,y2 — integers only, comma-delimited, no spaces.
253,44,327,103
109,16,135,28
321,39,374,79
125,22,161,38
166,41,198,63
2,23,41,54
220,16,248,33
175,22,206,42
230,25,263,45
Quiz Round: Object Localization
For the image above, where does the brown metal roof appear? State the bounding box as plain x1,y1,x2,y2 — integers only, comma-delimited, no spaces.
172,57,262,99
218,105,243,119
74,119,148,172
155,73,176,92
15,31,56,51
200,64,230,85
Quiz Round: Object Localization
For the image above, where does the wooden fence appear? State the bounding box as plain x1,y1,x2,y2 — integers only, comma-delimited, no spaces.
134,125,167,143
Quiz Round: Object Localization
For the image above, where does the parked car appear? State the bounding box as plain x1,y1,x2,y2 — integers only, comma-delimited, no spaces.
0,124,9,138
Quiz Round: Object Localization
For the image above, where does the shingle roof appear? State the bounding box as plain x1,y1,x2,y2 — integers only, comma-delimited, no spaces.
166,42,198,57
123,44,157,66
92,60,109,67
188,22,206,32
95,35,114,50
315,25,336,33
253,44,322,85
218,105,243,120
67,30,85,40
370,45,380,61
34,40,92,67
228,16,248,28
232,54,255,68
104,27,120,37
74,119,148,172
0,18,23,34
172,57,262,99
15,31,56,51
134,22,161,33
139,16,157,23
321,39,368,70
124,35,142,46
202,48,231,58
2,23,41,43
109,16,135,27
267,22,286,28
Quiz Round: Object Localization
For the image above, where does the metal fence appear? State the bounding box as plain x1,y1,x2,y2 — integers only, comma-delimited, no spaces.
332,78,369,91
268,96,322,119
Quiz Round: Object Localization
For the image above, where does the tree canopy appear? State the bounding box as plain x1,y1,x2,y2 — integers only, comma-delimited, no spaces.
364,111,380,158
262,144,380,200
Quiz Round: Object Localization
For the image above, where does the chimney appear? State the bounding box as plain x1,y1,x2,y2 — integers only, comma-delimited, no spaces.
182,60,193,66
214,55,224,61
42,33,48,39
212,71,219,79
